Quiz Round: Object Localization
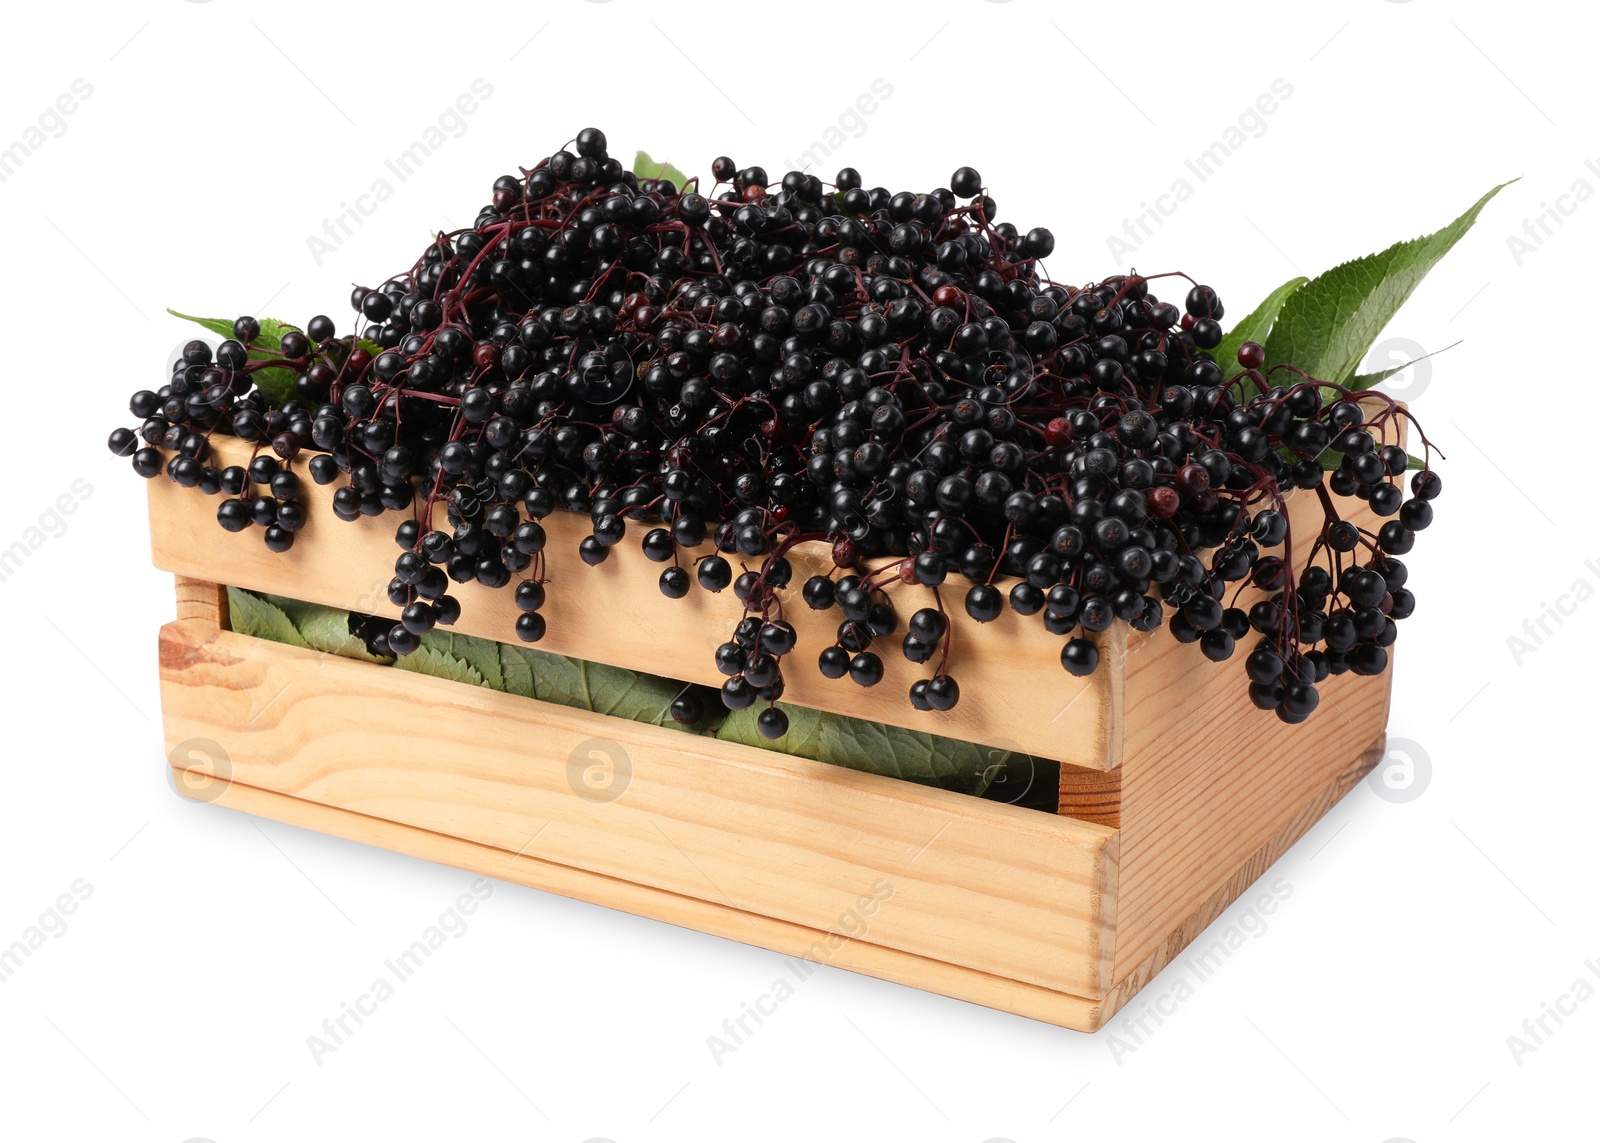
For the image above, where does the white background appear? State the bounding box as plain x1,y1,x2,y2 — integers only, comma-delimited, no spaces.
1,1,1594,1139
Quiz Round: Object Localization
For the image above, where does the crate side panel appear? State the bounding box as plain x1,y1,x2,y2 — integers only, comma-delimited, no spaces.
159,619,1118,997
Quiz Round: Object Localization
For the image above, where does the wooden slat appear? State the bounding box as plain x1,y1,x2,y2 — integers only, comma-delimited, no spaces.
185,771,1115,1031
159,618,1119,998
148,437,1119,770
174,575,228,627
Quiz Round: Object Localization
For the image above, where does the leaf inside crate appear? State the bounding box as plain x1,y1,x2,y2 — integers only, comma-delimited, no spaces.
717,702,826,761
394,645,489,688
265,593,393,664
226,588,311,649
717,703,998,795
419,630,504,689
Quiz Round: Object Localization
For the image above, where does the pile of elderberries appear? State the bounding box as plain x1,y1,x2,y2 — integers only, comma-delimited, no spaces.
110,127,1439,735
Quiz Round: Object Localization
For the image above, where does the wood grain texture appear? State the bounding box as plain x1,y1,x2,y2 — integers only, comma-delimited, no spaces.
173,575,228,626
1107,477,1396,978
1098,737,1384,1020
184,771,1115,1031
147,438,1118,769
1057,764,1122,828
159,618,1119,998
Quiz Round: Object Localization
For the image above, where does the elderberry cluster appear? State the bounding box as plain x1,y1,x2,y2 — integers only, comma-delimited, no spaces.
111,127,1441,738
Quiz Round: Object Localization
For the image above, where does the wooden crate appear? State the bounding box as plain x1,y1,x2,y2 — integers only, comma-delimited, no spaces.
151,438,1391,1031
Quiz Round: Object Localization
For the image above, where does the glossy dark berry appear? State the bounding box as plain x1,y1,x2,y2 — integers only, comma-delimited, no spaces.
698,555,732,592
924,674,959,711
1060,638,1099,677
848,652,884,687
803,575,836,609
965,584,1002,622
757,707,790,739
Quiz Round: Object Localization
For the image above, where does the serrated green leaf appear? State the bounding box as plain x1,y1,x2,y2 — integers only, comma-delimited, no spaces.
420,630,504,691
633,149,691,191
1214,276,1306,377
168,308,303,406
259,593,392,663
718,698,998,795
820,718,998,795
493,642,694,731
717,702,826,760
543,654,689,729
500,644,538,699
393,645,488,688
226,587,311,649
1263,182,1513,387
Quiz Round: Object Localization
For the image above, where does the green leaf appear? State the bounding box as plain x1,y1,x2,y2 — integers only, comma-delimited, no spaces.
1263,182,1513,387
538,653,690,730
717,702,826,761
499,644,538,700
1344,340,1460,393
393,645,488,688
226,587,311,649
633,150,691,190
494,641,694,731
419,630,504,691
261,593,392,663
1213,275,1306,377
168,309,304,406
820,718,999,795
717,700,999,795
